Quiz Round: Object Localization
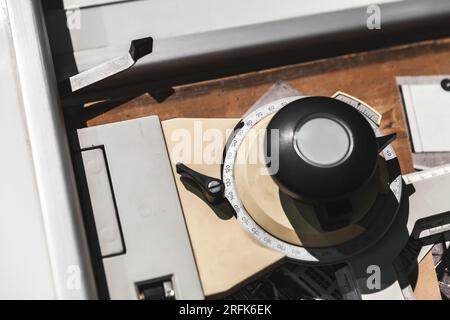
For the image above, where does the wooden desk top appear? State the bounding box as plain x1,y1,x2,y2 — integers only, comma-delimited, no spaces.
79,37,450,300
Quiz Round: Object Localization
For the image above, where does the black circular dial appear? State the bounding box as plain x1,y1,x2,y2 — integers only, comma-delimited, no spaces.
266,96,379,202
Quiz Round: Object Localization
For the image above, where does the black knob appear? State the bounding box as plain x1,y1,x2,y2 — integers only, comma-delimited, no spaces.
266,96,379,202
265,96,396,231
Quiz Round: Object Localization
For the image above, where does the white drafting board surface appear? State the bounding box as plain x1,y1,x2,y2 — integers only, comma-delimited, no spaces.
400,77,450,153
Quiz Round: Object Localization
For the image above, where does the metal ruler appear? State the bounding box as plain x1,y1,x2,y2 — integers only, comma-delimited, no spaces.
403,163,450,185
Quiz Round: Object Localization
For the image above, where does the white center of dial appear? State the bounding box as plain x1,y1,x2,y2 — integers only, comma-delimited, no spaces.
294,117,353,167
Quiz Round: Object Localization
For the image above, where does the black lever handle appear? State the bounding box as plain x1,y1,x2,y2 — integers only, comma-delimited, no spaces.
176,163,225,204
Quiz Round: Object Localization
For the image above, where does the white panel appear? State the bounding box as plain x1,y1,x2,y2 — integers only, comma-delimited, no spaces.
402,83,450,152
77,116,203,300
0,0,56,299
2,0,96,299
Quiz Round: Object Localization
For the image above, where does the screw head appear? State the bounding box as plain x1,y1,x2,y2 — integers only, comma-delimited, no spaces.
208,180,222,193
